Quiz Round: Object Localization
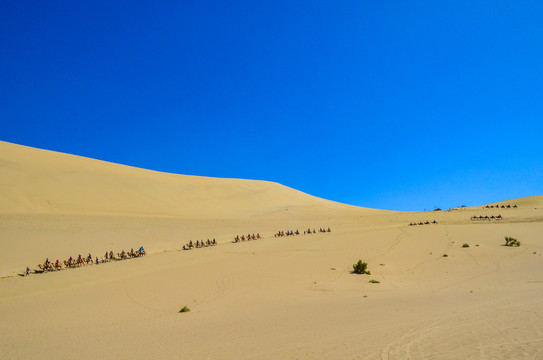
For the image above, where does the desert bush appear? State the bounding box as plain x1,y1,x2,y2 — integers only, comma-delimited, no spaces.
179,306,191,313
504,236,521,247
369,279,380,283
462,243,470,248
353,260,370,274
442,254,448,257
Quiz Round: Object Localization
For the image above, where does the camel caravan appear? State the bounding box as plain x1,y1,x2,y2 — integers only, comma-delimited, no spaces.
183,238,217,250
28,246,146,276
483,204,517,209
275,227,331,237
233,233,261,242
408,221,438,226
471,215,503,221
276,230,300,237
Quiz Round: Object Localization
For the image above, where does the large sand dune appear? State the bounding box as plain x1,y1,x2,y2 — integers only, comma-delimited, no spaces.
1,141,542,359
0,141,357,218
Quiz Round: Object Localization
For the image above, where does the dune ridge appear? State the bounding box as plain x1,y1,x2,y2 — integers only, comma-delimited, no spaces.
0,141,362,218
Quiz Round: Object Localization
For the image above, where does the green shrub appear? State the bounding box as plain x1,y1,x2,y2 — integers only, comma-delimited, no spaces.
504,236,521,247
462,243,470,248
442,254,448,257
179,306,191,313
353,260,370,274
369,279,380,283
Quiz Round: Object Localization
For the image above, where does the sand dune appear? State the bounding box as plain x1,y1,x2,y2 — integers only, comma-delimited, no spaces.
0,141,358,218
1,141,542,359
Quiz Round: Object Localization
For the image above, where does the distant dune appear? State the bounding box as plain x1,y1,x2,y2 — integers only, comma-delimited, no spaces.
1,140,542,359
0,141,363,218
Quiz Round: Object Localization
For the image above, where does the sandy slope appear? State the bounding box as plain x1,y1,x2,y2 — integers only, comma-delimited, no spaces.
0,141,366,276
0,141,356,218
1,141,542,359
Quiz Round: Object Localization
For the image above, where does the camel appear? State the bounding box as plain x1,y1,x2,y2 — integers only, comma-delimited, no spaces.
38,263,53,272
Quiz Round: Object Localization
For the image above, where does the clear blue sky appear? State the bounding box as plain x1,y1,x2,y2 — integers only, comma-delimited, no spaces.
1,1,542,211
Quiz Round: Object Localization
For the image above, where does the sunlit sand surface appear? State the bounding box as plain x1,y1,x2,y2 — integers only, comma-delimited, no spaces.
1,141,542,359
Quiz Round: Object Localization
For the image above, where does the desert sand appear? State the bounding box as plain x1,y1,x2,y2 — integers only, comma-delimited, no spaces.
1,140,542,359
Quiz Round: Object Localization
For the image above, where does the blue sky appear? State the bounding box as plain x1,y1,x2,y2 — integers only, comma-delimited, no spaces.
1,1,542,211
